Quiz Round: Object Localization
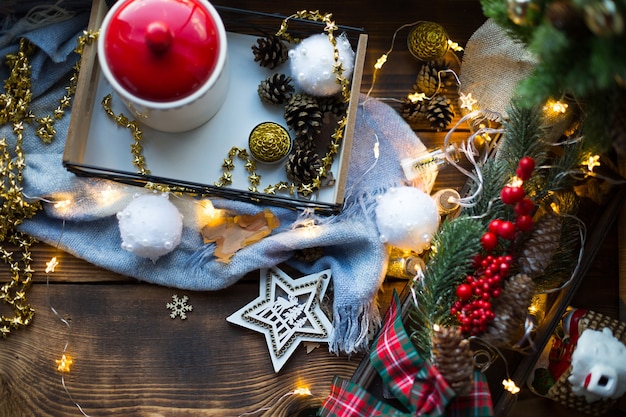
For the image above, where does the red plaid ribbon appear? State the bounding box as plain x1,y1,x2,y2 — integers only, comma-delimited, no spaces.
319,291,494,417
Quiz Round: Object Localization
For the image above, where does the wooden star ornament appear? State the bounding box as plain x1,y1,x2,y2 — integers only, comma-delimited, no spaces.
227,266,332,372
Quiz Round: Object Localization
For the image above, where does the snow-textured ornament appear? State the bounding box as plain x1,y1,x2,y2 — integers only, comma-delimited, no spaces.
117,193,183,262
227,266,332,372
288,33,355,97
374,186,440,253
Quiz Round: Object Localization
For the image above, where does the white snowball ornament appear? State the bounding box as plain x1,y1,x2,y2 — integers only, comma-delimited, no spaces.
288,32,355,96
374,186,440,253
117,193,183,262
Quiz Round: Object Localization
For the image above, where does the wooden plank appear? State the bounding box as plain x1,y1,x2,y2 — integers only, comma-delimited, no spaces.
0,282,369,416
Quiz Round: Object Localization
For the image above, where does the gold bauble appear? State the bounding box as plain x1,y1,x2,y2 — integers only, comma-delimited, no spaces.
248,122,292,163
407,22,449,61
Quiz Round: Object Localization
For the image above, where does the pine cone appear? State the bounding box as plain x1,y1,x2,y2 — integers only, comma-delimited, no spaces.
285,149,322,185
414,60,451,96
482,274,535,347
292,136,316,154
252,36,288,69
518,212,562,278
258,73,295,105
426,95,454,131
317,94,348,117
400,96,427,123
431,326,474,396
284,93,323,140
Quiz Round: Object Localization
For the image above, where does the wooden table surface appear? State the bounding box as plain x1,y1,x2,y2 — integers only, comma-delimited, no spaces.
1,1,624,416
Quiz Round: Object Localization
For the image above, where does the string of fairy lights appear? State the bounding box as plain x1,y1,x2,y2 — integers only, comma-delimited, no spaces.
4,7,626,416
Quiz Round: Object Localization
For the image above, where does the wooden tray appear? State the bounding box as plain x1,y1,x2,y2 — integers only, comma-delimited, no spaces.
64,0,368,215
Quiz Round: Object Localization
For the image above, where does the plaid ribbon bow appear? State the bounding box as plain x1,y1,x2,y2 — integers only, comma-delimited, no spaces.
319,291,494,417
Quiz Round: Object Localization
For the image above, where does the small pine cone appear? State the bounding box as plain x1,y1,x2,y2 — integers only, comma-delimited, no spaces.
292,136,316,154
431,326,474,396
252,36,288,69
482,274,535,347
414,60,451,96
258,73,295,105
285,149,322,185
284,93,324,140
426,95,454,131
317,94,348,117
400,96,427,123
518,212,562,278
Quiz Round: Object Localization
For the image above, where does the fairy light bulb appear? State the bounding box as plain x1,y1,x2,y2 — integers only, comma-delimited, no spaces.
97,184,121,205
503,378,520,394
293,387,312,396
585,154,601,172
374,54,388,70
199,199,221,226
543,98,568,115
408,92,427,103
459,92,477,111
387,247,425,279
45,256,59,273
401,144,460,182
54,199,71,210
56,354,73,373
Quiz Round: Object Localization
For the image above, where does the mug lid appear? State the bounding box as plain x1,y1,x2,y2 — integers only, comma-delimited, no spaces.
102,0,222,102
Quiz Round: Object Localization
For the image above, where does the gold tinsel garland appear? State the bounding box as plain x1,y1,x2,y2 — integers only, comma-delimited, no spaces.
0,32,97,338
101,10,351,199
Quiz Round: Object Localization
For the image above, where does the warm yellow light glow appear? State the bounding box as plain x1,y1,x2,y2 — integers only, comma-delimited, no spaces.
585,154,601,172
408,92,427,103
45,256,59,274
56,354,73,373
448,39,463,52
502,379,520,394
297,219,320,239
293,387,312,396
543,99,568,114
199,199,222,226
459,92,477,111
374,54,388,70
54,199,71,210
550,202,560,214
97,185,120,205
509,177,524,187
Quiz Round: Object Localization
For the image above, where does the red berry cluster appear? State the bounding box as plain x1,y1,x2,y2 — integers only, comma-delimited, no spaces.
451,254,513,335
451,156,536,336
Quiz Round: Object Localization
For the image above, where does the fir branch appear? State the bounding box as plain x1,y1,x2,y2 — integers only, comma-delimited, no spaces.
463,158,511,221
480,0,535,44
496,102,548,168
409,216,484,357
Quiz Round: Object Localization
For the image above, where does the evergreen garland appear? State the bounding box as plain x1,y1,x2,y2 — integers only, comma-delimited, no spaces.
408,103,586,356
409,216,484,357
479,0,626,153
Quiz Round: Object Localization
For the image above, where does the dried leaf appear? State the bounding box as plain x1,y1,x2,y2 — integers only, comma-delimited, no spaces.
201,209,280,263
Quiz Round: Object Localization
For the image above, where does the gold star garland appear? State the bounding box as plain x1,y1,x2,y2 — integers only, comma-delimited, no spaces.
0,31,97,338
101,94,150,176
274,10,351,197
101,10,352,199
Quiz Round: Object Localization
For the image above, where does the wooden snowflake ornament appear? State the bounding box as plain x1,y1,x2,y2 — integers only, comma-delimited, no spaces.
227,266,332,372
166,294,193,320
